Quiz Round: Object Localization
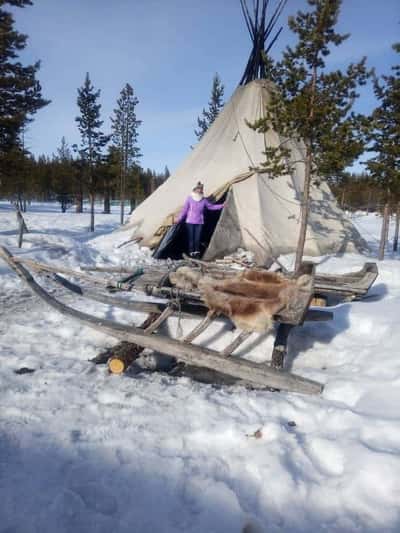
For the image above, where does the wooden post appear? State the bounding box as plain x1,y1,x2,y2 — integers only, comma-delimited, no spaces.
16,206,29,248
393,204,400,252
271,323,294,369
379,203,390,260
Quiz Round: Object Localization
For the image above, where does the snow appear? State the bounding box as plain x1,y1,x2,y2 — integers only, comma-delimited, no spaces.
1,201,400,532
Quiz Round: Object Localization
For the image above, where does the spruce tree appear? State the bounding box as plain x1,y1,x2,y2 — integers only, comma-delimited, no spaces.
0,0,49,194
251,0,369,270
75,73,109,231
111,83,141,224
195,73,225,141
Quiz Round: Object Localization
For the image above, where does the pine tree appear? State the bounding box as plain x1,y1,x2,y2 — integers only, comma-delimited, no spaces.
53,137,74,212
75,73,109,231
250,0,370,270
366,43,400,256
195,73,225,141
0,0,49,196
111,83,141,224
366,44,400,201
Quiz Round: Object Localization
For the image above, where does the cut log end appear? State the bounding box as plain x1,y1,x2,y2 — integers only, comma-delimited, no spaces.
108,357,127,374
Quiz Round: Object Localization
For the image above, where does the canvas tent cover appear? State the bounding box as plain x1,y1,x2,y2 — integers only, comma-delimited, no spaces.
126,79,366,265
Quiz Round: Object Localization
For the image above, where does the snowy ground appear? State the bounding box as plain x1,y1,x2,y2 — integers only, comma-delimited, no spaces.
1,202,400,533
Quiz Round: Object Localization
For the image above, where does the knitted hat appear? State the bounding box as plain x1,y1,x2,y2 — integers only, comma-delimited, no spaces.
193,181,204,192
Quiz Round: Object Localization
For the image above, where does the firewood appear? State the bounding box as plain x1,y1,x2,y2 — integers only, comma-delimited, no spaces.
107,313,159,374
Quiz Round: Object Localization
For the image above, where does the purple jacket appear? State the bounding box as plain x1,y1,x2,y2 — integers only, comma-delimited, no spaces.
177,195,224,225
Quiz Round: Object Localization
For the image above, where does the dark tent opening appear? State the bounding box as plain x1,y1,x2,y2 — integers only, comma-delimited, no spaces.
153,194,226,260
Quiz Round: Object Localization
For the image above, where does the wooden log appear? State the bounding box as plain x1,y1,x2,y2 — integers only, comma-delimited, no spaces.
0,245,323,395
108,314,159,374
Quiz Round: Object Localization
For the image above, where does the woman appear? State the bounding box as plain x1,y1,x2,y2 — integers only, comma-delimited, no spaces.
176,182,224,257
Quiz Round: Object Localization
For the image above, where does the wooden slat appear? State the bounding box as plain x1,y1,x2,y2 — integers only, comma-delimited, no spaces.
144,306,175,333
221,331,252,356
183,311,215,342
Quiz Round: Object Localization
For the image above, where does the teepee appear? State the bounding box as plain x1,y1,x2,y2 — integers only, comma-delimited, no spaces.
125,1,366,265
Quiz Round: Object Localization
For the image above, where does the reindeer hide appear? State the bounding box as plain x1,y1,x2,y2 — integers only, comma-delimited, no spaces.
169,267,310,333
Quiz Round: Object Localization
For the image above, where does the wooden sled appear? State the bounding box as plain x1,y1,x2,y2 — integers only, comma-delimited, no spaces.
0,246,327,396
313,263,378,302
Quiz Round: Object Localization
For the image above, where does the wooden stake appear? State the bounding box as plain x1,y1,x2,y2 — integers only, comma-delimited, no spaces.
16,206,28,248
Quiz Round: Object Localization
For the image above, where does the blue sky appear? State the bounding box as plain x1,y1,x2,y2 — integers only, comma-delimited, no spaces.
13,0,400,173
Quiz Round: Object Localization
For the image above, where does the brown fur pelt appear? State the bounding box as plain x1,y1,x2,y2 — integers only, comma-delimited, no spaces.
169,266,310,333
200,275,309,332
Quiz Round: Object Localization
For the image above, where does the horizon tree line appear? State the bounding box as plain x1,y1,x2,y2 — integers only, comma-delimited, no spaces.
0,0,398,256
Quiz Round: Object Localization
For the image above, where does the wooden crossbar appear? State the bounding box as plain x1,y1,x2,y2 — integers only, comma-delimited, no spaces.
144,306,175,334
183,311,215,342
221,331,252,357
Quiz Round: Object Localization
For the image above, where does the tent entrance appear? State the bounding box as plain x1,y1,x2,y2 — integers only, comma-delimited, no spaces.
153,195,226,260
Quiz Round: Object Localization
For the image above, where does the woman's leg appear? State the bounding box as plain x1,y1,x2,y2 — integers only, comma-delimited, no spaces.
194,224,202,254
186,223,195,254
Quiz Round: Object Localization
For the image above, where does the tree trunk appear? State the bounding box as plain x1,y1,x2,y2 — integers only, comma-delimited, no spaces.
89,192,95,232
130,197,136,213
120,191,125,225
120,161,125,225
367,189,372,214
76,186,83,213
379,203,390,260
294,144,313,272
340,189,345,208
393,204,400,252
103,187,111,214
